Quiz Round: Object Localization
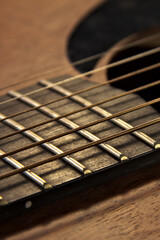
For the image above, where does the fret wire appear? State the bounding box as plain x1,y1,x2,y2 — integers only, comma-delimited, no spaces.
9,91,128,161
1,79,159,142
0,35,159,200
1,32,159,94
0,98,159,161
0,62,159,123
0,195,8,205
41,80,159,148
0,149,52,189
0,117,159,181
0,113,91,175
0,47,159,107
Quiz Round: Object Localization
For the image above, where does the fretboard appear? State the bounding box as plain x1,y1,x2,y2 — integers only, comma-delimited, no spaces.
0,76,159,221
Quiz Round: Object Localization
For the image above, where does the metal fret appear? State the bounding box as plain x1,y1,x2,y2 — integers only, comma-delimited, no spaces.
40,80,158,149
0,195,8,205
0,149,51,189
8,91,128,161
0,113,90,175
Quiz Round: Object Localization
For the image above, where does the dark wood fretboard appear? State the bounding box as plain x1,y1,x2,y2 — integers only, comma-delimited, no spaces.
0,76,159,221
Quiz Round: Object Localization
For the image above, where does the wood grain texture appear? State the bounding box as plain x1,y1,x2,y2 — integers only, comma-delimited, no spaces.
3,163,160,240
0,0,99,92
0,0,160,239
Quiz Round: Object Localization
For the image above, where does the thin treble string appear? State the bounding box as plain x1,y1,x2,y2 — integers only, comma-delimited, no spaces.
1,32,159,93
0,46,159,107
0,79,159,141
0,117,159,181
0,96,159,160
0,62,158,123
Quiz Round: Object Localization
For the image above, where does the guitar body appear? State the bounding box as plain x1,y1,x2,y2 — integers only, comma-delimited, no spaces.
0,0,160,239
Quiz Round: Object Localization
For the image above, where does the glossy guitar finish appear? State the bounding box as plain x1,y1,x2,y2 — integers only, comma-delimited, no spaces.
0,0,160,239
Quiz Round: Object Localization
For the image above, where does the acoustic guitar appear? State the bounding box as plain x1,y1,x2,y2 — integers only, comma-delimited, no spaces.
0,0,160,239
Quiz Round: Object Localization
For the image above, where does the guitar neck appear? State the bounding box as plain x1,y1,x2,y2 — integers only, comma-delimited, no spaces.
0,75,159,221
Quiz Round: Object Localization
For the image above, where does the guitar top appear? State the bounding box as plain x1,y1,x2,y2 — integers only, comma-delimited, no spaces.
0,0,160,239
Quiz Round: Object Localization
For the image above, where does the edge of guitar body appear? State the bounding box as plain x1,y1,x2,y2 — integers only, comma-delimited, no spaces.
0,148,159,222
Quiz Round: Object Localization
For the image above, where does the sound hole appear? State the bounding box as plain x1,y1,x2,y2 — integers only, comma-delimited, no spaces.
67,0,160,73
107,46,160,113
67,0,160,112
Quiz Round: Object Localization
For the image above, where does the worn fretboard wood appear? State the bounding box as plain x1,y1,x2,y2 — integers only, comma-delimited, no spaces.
0,76,159,206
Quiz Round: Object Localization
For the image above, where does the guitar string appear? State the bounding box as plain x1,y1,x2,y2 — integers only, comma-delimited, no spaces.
0,37,159,182
0,149,52,189
1,90,159,191
9,88,159,148
30,79,160,147
0,109,128,163
0,32,159,93
0,79,159,141
0,113,92,175
10,98,160,146
0,62,158,123
0,90,158,186
0,46,159,107
0,96,159,161
0,36,159,201
0,117,159,181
